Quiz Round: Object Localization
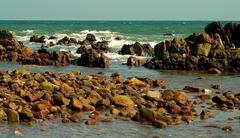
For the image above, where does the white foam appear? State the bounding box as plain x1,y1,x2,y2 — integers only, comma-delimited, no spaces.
22,29,34,33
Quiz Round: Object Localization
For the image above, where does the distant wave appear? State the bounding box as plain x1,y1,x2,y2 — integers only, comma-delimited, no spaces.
22,29,34,33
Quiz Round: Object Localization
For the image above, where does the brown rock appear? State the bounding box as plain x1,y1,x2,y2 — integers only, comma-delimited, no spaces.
208,68,222,74
69,112,82,123
152,120,167,128
5,109,20,123
69,98,83,110
60,83,75,97
111,95,135,110
200,109,214,120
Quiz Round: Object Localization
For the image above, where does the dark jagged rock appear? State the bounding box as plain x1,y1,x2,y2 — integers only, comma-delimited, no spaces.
127,56,145,66
85,34,96,43
30,35,46,43
72,48,109,68
119,42,154,57
57,37,78,46
76,41,109,54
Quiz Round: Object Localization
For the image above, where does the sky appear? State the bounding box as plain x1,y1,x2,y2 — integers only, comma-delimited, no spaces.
0,0,239,20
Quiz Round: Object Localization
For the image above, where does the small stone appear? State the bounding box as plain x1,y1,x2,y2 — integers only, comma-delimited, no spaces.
111,95,135,109
200,109,214,120
128,78,146,87
6,109,20,123
69,98,83,110
15,130,23,137
222,126,234,132
146,91,161,100
71,70,81,76
85,118,98,125
69,112,82,123
174,92,188,103
208,68,222,74
152,120,167,128
210,84,221,90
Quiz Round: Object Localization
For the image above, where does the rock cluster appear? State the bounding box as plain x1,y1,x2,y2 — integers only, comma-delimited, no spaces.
211,92,240,111
0,30,70,66
0,31,109,68
119,42,154,57
145,22,240,73
0,69,201,128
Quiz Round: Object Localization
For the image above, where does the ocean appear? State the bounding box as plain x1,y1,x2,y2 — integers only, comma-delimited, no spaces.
0,21,239,138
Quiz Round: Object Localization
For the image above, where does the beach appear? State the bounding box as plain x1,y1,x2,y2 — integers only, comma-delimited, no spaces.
0,21,239,138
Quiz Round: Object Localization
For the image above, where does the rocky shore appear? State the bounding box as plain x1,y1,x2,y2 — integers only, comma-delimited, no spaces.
0,69,239,131
143,22,240,73
0,30,110,68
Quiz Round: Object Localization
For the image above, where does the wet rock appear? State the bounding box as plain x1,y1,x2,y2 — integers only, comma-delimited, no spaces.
140,108,156,121
152,120,167,128
40,81,59,91
222,126,234,132
57,37,78,46
33,100,52,111
91,41,109,52
5,108,20,123
127,78,146,87
146,91,161,100
69,98,83,110
72,48,109,68
53,95,70,106
183,86,202,93
127,56,145,66
30,35,46,43
15,130,23,137
85,34,96,43
60,83,75,97
212,96,227,105
119,42,154,56
111,95,135,110
69,112,82,123
174,92,188,103
71,70,81,76
85,118,98,125
210,84,221,90
208,68,222,74
200,109,214,120
154,41,167,59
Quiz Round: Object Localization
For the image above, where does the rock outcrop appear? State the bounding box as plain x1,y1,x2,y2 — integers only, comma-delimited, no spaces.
145,22,240,73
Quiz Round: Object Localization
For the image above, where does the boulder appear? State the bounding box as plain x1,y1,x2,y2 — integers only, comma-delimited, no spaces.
57,37,78,46
72,48,109,68
51,51,71,66
91,41,109,52
119,42,154,57
127,56,145,66
0,30,19,46
154,41,167,59
30,35,46,43
85,34,96,43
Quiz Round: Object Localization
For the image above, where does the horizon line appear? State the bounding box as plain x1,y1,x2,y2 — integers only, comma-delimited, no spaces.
0,19,240,22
